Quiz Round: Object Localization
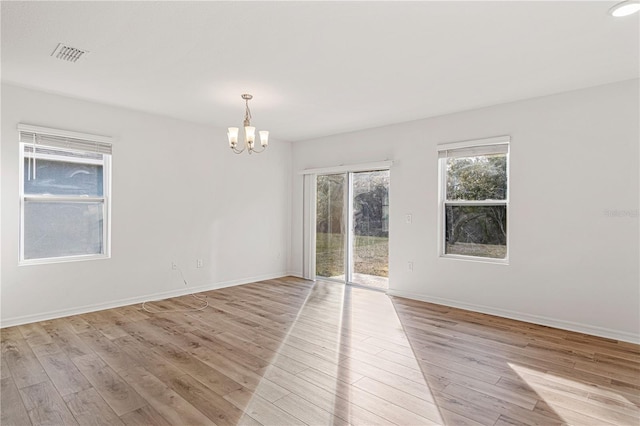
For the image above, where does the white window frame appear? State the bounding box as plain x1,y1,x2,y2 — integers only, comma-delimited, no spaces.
18,124,113,265
437,136,510,264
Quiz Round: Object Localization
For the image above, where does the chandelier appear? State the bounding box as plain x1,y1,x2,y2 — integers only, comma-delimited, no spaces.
227,94,269,154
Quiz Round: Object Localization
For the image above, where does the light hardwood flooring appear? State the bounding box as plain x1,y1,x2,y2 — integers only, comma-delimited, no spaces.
1,276,639,425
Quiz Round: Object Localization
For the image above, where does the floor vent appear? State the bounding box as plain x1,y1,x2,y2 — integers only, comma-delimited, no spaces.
51,43,88,63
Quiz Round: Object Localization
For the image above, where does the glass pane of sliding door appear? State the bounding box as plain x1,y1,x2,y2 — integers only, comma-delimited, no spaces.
315,170,389,290
351,170,389,289
316,174,347,280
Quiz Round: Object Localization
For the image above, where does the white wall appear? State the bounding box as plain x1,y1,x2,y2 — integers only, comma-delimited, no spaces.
290,79,640,342
1,84,292,326
3,81,638,342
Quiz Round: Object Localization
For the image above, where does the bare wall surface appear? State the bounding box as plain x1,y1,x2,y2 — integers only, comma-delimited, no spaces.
2,80,638,342
1,84,292,325
290,80,640,342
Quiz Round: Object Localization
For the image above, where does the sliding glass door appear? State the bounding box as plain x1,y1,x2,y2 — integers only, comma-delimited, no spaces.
315,174,347,281
315,170,389,289
351,170,389,289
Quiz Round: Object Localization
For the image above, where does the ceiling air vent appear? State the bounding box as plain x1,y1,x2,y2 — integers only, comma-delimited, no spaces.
51,43,88,63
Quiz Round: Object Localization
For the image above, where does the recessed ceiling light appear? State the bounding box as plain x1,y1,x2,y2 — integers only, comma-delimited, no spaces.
609,0,640,17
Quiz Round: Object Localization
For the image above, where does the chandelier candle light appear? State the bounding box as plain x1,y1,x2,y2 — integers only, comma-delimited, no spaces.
609,0,640,16
227,94,269,154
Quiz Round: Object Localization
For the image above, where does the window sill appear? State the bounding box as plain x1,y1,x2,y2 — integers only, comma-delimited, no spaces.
439,254,509,265
19,254,110,267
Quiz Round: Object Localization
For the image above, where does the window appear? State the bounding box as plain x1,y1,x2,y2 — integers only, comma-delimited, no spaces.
438,136,509,261
19,125,112,264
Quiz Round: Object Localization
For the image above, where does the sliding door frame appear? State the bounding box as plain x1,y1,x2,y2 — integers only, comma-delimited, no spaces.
346,172,354,284
302,174,317,280
300,161,392,284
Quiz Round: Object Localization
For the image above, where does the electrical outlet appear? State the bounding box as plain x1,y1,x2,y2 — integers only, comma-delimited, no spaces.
196,259,203,268
408,261,414,272
405,214,412,224
171,262,177,270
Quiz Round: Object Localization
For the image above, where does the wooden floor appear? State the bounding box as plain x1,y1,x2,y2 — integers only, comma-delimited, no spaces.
1,277,639,426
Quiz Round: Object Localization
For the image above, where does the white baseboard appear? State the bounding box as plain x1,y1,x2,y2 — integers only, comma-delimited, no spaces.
386,289,640,345
0,272,289,328
286,271,304,279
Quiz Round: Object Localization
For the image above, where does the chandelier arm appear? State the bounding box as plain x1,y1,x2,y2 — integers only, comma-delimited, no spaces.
250,145,266,154
231,145,246,154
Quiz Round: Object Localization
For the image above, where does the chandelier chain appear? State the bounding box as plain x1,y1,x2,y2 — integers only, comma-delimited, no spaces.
244,98,252,127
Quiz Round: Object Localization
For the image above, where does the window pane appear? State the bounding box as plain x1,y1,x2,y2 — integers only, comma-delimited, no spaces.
24,147,104,196
316,174,346,279
352,170,389,288
24,201,104,260
445,205,507,259
446,154,506,201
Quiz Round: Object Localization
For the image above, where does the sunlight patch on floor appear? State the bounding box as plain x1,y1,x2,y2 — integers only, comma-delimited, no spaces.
329,273,389,290
235,280,444,425
508,362,639,425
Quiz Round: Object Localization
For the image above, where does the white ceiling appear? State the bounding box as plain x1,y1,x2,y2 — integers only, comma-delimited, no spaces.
2,1,638,142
